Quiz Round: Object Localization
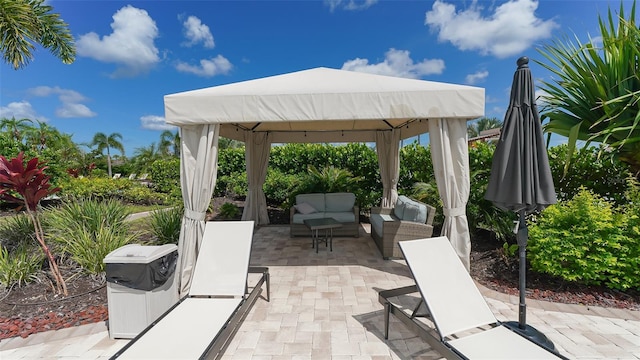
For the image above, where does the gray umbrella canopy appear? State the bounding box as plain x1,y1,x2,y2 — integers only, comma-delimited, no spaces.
485,57,558,347
485,57,557,213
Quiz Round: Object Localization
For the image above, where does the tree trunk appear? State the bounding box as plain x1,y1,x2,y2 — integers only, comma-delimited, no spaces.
27,210,67,296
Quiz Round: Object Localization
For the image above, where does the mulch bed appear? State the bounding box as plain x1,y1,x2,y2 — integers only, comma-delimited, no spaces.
1,200,638,340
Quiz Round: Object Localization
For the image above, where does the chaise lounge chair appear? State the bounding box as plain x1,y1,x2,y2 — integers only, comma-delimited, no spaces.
111,221,269,360
379,236,568,359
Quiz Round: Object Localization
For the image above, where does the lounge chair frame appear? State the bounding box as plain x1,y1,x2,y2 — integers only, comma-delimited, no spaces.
378,236,569,360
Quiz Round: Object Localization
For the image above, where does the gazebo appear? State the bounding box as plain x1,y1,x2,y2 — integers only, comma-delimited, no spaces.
164,67,485,294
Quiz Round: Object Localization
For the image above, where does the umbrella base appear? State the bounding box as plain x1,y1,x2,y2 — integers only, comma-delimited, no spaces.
504,321,559,355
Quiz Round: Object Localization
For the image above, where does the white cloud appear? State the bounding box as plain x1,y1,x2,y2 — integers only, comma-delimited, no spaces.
0,101,46,121
325,0,378,12
341,48,444,79
425,0,558,58
141,115,176,131
27,86,97,118
181,15,214,48
175,55,233,77
465,70,489,85
76,5,160,77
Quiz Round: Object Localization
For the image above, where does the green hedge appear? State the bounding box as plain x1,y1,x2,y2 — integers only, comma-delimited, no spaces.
528,188,640,290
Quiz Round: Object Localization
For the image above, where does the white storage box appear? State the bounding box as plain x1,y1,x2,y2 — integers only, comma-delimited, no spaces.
104,244,179,339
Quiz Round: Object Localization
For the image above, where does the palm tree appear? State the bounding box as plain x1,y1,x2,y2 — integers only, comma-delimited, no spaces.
90,132,124,178
537,1,640,174
159,130,180,157
133,142,160,172
23,120,56,152
0,117,32,142
467,117,503,138
0,0,75,69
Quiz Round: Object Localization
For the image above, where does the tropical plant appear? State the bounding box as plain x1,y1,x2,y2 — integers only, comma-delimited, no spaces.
295,165,362,196
0,213,37,252
149,206,183,245
0,244,44,287
467,117,503,138
0,152,66,294
537,1,640,174
159,130,180,157
0,117,32,142
61,223,136,274
47,198,136,274
217,202,240,219
0,0,75,69
132,142,161,172
90,132,125,178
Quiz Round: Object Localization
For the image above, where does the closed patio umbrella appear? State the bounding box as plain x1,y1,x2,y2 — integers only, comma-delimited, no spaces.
485,57,557,347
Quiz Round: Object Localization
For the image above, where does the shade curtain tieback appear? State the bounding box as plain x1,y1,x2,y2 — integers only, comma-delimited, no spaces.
443,207,465,217
184,209,206,221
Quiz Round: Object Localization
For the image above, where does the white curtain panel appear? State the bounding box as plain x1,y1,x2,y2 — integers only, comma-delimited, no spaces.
177,124,220,296
242,132,271,225
429,118,472,271
376,129,401,208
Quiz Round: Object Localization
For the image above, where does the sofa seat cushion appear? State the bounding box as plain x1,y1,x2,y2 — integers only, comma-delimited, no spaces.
295,194,326,212
292,211,356,225
328,211,356,224
370,212,396,237
292,212,327,224
325,192,356,212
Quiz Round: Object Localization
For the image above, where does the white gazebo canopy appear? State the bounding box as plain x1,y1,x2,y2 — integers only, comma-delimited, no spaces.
164,67,484,295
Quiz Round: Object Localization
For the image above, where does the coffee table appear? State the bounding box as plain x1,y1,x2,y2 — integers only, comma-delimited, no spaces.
303,218,343,253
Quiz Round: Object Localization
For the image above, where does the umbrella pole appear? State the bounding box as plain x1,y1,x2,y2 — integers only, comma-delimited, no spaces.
517,209,528,329
504,209,559,354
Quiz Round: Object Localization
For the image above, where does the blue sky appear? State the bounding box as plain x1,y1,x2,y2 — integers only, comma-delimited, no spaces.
0,0,635,154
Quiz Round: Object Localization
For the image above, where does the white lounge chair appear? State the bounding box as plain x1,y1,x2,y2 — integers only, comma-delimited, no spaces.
379,236,568,359
111,221,269,360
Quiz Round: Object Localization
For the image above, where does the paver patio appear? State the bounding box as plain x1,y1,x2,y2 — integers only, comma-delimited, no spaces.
1,224,639,359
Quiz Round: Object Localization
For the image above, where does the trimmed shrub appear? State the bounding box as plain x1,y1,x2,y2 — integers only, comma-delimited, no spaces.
548,144,632,205
528,188,640,290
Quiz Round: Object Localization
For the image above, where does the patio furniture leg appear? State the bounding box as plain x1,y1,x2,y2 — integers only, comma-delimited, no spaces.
384,301,390,340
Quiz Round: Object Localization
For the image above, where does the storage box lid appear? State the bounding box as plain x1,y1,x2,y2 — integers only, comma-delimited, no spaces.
104,244,178,264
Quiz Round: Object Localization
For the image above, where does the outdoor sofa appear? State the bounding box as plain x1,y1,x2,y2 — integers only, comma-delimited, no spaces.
290,192,360,237
370,195,435,259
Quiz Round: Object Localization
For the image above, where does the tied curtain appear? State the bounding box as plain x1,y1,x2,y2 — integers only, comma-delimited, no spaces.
376,129,401,208
177,124,220,296
429,118,472,271
242,132,271,225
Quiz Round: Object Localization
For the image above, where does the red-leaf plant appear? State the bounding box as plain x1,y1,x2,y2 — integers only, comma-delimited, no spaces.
0,152,67,295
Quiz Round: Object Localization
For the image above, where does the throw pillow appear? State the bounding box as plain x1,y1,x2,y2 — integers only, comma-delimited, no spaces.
295,202,317,214
403,203,420,222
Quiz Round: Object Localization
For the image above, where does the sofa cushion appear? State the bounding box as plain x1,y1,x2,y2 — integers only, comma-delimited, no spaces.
328,212,356,224
325,192,355,212
295,202,317,214
401,197,428,223
393,200,405,219
370,212,394,237
296,193,325,212
291,212,326,224
402,202,420,222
